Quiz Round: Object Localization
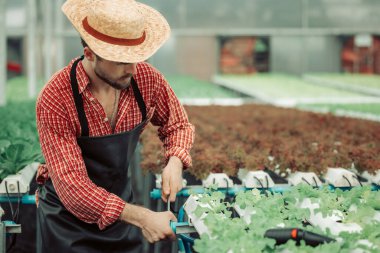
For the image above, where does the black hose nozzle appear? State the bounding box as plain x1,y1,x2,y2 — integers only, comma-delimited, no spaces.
264,228,335,247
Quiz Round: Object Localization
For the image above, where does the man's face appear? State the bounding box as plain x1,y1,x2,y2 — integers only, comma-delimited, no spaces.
93,56,137,90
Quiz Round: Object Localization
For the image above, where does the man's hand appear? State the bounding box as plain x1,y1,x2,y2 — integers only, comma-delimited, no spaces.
119,203,177,243
141,210,177,243
161,156,183,203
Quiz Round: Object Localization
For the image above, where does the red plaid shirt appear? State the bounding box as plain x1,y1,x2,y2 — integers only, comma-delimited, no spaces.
36,58,194,230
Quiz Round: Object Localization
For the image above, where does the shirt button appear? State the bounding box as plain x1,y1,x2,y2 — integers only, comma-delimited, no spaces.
89,97,95,102
104,117,109,122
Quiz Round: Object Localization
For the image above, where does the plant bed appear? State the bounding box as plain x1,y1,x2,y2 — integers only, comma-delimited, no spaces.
166,75,242,99
303,73,380,97
212,74,373,107
297,103,380,117
185,185,380,253
140,104,380,179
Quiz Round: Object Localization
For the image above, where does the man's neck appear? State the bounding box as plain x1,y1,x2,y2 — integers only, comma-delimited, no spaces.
82,58,113,94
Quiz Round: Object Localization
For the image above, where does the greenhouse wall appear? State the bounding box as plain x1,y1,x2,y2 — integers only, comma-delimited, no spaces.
270,36,304,76
270,35,341,75
144,0,380,79
152,35,342,79
304,36,342,73
141,0,380,30
175,36,218,80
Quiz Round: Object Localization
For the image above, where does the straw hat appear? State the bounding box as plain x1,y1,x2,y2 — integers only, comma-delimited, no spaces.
62,0,171,63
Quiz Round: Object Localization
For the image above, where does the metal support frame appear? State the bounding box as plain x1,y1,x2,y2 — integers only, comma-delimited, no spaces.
55,0,65,70
27,0,37,98
0,223,4,253
58,27,380,38
301,0,309,75
0,195,34,252
43,0,53,83
0,0,6,106
0,221,22,253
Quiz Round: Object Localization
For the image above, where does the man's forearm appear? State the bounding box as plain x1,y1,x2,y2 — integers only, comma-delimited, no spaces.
119,202,151,228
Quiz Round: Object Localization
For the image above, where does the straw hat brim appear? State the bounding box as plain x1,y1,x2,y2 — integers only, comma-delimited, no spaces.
62,0,170,63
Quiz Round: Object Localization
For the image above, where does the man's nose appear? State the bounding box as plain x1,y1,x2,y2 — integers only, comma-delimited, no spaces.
125,63,137,75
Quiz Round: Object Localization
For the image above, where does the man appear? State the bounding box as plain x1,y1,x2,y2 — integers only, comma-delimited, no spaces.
35,0,194,252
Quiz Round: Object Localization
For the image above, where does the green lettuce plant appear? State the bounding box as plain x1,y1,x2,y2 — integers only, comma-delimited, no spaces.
0,101,43,180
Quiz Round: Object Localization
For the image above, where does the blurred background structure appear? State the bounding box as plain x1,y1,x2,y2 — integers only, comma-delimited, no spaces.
1,0,380,106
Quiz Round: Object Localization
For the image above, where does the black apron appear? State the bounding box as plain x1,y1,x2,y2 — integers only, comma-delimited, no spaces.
37,57,146,253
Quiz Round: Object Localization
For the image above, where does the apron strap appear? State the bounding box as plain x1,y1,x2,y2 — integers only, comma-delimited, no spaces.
70,56,89,137
130,77,147,121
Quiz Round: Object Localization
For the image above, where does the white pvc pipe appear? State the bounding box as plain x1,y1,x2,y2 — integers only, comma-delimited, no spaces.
27,0,37,98
0,0,6,106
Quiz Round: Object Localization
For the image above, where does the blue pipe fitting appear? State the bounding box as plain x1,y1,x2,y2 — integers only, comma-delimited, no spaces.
0,194,36,205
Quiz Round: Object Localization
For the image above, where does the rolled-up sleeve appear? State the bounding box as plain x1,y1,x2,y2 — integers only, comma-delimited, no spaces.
150,73,195,168
36,95,125,230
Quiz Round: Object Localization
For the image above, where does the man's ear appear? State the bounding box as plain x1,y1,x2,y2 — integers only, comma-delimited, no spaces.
83,47,95,62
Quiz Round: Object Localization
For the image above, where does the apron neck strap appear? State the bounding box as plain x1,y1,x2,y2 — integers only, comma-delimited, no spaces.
130,77,147,121
70,56,147,137
70,56,89,137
